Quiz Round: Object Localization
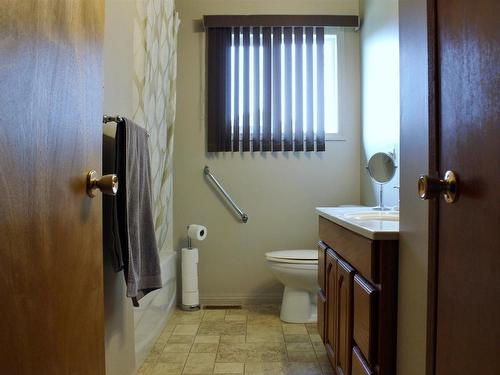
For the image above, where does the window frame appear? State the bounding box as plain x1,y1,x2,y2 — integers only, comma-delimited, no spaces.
325,28,346,142
203,15,360,152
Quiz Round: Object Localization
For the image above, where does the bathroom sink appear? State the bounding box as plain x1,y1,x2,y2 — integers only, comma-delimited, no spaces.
344,211,399,222
316,207,399,240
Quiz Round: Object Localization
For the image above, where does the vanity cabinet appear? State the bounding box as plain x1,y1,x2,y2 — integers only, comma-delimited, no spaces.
317,216,398,375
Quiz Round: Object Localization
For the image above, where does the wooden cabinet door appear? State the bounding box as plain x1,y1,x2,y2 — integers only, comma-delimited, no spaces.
325,250,338,364
0,1,105,373
318,291,327,342
336,259,355,375
353,275,377,365
352,346,374,375
318,242,327,291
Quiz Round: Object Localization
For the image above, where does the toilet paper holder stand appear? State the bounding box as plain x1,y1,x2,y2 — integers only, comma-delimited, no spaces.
182,224,206,312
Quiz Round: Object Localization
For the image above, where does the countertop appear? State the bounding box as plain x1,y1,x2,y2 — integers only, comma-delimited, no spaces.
316,206,399,240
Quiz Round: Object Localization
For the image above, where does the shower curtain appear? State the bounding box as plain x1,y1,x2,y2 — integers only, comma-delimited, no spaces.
132,0,180,255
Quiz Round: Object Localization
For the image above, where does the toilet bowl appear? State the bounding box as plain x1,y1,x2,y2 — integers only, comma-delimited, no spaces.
266,250,318,323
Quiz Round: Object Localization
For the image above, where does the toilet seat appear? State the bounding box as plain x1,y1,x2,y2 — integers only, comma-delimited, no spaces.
265,250,318,264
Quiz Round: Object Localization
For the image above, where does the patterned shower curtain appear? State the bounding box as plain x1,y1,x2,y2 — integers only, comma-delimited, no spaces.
132,0,180,254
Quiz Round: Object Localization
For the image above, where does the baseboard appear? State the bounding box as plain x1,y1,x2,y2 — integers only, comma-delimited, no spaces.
200,293,282,306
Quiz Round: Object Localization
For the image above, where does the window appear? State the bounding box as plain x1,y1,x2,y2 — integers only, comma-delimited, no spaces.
205,15,358,152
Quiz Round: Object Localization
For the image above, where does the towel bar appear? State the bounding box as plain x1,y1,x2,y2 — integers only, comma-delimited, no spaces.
103,115,150,137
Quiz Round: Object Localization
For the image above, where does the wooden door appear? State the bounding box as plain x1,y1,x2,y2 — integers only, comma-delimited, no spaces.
431,0,500,373
325,250,338,363
336,259,354,375
0,1,105,373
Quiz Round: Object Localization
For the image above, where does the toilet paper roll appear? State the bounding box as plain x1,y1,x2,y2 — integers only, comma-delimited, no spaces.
187,224,207,241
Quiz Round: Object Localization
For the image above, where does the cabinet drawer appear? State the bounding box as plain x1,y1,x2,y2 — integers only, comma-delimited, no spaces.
317,290,326,343
318,242,327,291
319,216,377,282
353,274,378,365
352,346,374,375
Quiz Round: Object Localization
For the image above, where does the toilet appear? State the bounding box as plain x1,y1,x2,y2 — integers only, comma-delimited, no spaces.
265,250,318,323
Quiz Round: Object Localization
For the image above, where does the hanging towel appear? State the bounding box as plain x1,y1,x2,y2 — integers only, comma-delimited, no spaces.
103,134,124,272
115,118,162,306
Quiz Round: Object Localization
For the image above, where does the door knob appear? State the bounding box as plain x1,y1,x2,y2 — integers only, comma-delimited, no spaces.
86,170,118,198
418,170,458,203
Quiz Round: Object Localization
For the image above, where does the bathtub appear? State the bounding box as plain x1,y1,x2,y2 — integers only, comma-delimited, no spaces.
134,250,177,367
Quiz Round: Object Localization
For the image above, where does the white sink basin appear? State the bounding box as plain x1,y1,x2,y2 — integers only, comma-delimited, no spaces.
316,207,399,240
344,211,399,222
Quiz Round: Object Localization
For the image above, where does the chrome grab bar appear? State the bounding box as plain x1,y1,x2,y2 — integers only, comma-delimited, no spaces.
203,166,248,223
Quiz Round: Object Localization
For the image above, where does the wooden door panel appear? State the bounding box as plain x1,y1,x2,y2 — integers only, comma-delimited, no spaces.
0,1,105,373
434,0,500,373
336,258,355,375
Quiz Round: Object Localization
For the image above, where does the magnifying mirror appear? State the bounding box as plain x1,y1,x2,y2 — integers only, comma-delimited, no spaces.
366,152,397,210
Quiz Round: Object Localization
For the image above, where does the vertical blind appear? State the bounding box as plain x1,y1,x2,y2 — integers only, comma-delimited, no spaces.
207,26,326,152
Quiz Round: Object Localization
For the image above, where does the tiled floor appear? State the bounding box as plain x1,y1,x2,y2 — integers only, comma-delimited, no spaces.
138,305,334,375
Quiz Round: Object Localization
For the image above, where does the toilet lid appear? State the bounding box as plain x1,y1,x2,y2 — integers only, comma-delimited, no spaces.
266,250,318,264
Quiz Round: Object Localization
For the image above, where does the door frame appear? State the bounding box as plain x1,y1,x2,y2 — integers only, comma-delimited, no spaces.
399,0,438,374
423,1,439,374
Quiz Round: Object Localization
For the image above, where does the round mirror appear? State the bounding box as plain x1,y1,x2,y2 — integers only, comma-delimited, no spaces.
366,152,397,184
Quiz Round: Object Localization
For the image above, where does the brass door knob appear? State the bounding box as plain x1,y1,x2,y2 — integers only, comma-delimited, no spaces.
418,170,458,203
86,170,118,198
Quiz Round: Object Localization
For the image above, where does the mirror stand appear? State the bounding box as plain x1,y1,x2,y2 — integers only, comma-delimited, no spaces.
366,151,397,211
372,183,391,211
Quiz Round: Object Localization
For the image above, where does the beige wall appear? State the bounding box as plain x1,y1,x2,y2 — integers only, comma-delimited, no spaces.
360,0,400,208
102,1,137,375
174,0,361,303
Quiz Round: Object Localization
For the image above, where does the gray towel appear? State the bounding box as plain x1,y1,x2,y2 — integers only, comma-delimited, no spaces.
115,118,162,306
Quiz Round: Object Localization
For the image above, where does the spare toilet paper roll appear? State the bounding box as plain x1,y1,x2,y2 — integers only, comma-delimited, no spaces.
182,247,199,306
187,224,207,241
182,248,199,290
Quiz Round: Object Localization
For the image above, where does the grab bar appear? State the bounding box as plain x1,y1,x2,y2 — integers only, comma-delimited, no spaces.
203,166,248,223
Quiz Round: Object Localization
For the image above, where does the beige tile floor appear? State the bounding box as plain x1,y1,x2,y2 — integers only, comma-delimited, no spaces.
138,305,334,375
